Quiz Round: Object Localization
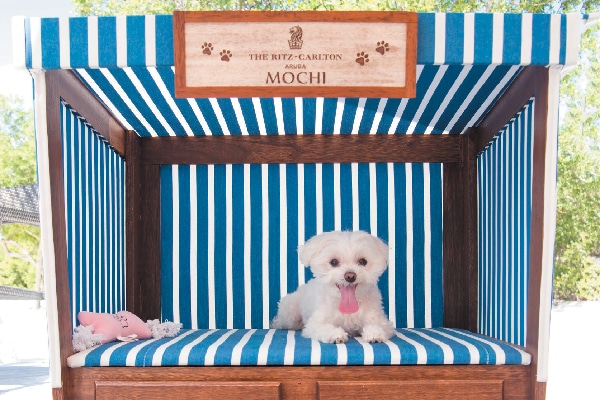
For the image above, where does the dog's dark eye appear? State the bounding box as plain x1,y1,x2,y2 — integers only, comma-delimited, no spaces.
330,259,339,267
358,258,367,266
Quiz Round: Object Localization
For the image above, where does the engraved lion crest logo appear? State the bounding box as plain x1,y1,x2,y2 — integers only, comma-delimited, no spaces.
288,25,303,49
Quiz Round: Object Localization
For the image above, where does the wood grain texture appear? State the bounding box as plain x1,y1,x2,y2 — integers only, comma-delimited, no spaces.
52,387,64,400
56,70,126,157
476,67,539,154
67,365,530,400
173,11,417,98
535,381,547,400
139,134,462,165
175,10,419,23
95,381,282,400
45,71,75,400
138,163,162,321
442,129,478,332
125,131,140,318
126,131,161,322
317,380,503,400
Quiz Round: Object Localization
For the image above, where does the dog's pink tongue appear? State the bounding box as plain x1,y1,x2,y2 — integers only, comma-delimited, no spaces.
338,284,359,314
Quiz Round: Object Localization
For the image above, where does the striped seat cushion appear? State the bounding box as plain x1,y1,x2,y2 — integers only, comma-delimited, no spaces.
67,328,530,367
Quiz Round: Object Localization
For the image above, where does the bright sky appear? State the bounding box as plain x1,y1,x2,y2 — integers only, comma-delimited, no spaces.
0,0,73,107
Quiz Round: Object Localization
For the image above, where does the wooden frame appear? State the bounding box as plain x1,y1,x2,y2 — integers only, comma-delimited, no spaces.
68,365,531,399
174,11,418,98
42,65,551,399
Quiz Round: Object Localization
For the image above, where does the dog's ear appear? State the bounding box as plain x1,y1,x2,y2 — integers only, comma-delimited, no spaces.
298,233,327,267
297,238,315,267
371,235,389,265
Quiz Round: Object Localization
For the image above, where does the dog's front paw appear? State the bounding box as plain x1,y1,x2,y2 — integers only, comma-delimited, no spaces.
329,328,349,344
303,324,348,344
361,324,393,343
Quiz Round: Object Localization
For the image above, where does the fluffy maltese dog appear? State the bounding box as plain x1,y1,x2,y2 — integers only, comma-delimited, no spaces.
271,230,395,344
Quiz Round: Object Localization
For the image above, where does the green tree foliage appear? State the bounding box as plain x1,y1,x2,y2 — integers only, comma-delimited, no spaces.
0,224,40,289
554,24,600,300
0,95,36,188
71,0,600,13
0,94,40,290
67,0,599,300
71,0,387,13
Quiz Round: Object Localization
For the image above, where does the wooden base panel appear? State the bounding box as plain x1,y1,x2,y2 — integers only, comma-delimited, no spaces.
52,387,64,400
66,365,531,400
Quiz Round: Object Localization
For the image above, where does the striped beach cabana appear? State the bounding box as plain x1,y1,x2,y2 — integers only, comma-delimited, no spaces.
13,10,597,400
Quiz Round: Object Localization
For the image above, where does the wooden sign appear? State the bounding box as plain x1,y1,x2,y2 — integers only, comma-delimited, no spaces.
174,11,418,98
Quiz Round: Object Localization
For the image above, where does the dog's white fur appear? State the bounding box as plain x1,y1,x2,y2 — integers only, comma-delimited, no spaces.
271,231,395,343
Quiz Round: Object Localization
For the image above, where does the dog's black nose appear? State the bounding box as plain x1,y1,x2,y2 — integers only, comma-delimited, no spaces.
344,272,357,283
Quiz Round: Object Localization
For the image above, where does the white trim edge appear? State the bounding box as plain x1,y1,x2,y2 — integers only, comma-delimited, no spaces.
536,66,561,383
32,71,63,389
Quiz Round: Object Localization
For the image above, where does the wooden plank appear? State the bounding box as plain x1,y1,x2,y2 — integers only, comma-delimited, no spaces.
95,381,282,400
442,132,478,331
318,380,503,400
127,131,162,322
465,129,479,333
137,163,162,321
475,67,539,153
44,71,74,400
174,11,417,98
56,70,126,157
69,365,531,400
535,381,547,400
52,387,64,400
139,134,463,165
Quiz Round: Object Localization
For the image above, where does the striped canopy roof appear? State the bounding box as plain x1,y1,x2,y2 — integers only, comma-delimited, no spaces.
19,13,585,137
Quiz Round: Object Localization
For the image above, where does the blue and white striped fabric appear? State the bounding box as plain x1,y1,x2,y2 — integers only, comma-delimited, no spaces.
161,162,444,330
20,13,582,138
72,65,520,137
23,13,582,69
61,102,126,330
66,327,531,367
477,100,534,347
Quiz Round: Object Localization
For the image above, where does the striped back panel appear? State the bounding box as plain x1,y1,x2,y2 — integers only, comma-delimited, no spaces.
477,100,534,346
61,102,126,330
161,162,443,330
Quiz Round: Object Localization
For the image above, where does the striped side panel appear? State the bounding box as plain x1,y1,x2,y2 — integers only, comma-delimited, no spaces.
61,102,126,330
160,163,443,330
67,327,530,367
477,99,534,346
24,14,580,70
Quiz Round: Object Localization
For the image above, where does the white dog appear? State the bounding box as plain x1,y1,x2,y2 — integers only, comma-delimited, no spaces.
271,231,395,344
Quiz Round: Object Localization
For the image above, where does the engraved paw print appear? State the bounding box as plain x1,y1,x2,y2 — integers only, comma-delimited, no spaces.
376,41,390,55
220,50,232,62
355,52,369,66
202,42,213,55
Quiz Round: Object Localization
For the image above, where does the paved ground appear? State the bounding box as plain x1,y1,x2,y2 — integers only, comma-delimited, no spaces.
546,301,600,400
1,300,598,399
0,301,50,399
